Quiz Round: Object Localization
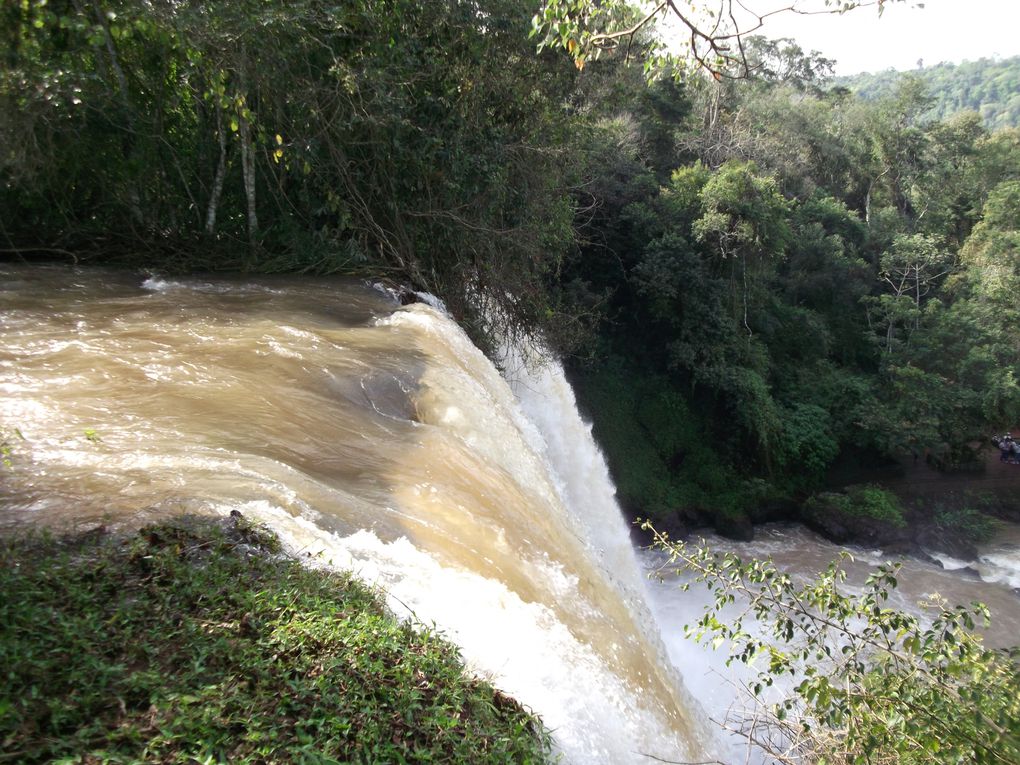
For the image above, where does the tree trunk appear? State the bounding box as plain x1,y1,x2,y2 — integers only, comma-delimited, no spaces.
237,56,258,248
84,0,144,225
239,109,258,244
91,0,132,118
206,108,228,235
914,265,921,329
865,168,890,227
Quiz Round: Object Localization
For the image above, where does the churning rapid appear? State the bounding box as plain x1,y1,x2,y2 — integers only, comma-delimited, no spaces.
0,265,712,764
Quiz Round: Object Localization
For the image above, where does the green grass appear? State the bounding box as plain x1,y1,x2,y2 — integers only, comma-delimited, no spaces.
0,517,551,764
831,484,907,528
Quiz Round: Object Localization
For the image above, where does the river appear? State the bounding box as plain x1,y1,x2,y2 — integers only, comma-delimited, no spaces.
0,264,710,763
1,264,1018,763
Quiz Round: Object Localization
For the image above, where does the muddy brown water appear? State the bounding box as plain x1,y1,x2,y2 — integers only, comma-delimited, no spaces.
0,264,713,764
4,263,1018,764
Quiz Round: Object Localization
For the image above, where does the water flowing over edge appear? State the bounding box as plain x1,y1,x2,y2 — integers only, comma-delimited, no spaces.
0,266,714,764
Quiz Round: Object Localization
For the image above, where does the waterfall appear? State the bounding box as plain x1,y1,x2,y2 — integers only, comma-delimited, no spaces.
0,265,713,764
500,344,648,593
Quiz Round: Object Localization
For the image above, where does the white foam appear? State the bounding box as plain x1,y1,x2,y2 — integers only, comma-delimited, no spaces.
414,291,448,312
975,551,1020,589
141,275,281,294
142,276,189,292
930,553,972,572
228,500,699,765
930,540,1020,589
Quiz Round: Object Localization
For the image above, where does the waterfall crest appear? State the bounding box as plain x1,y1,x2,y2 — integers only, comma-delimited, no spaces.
0,265,711,764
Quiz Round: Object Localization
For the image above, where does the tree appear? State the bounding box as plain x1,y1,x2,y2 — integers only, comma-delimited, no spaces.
863,233,953,355
693,160,790,334
1,0,586,346
958,180,1020,304
531,0,916,79
737,35,836,90
644,524,1020,764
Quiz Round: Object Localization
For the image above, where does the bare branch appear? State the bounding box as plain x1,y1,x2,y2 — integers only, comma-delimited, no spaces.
538,1,913,80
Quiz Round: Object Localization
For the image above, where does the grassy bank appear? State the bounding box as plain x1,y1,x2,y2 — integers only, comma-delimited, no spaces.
0,517,551,764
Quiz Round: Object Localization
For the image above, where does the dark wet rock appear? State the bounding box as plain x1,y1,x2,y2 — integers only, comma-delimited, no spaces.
714,510,754,542
750,498,799,525
627,505,716,546
800,491,912,551
914,526,979,561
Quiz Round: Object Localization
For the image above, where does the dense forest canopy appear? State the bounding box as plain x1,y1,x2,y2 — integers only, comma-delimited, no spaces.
3,0,1020,532
557,37,1020,538
838,56,1020,130
4,3,1020,761
0,0,583,341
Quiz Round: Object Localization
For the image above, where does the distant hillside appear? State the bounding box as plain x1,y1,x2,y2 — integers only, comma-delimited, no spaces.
835,56,1020,130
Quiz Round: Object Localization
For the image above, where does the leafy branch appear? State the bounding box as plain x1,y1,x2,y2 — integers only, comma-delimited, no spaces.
532,1,919,79
0,427,24,469
642,521,1020,764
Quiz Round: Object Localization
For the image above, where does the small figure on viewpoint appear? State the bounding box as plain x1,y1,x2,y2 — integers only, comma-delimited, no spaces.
997,433,1015,463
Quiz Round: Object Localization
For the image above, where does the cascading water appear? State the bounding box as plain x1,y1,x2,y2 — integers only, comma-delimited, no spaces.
500,344,648,592
0,264,713,764
928,524,1020,591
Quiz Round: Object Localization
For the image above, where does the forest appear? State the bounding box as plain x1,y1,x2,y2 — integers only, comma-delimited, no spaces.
2,0,1020,545
4,1,1020,763
3,0,1020,544
563,46,1020,544
839,55,1020,130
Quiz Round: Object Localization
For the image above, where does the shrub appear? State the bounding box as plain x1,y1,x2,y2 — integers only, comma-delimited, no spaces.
833,484,907,527
644,523,1020,765
933,504,1001,546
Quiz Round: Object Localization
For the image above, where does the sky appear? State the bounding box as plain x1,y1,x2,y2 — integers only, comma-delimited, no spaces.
754,0,1020,75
